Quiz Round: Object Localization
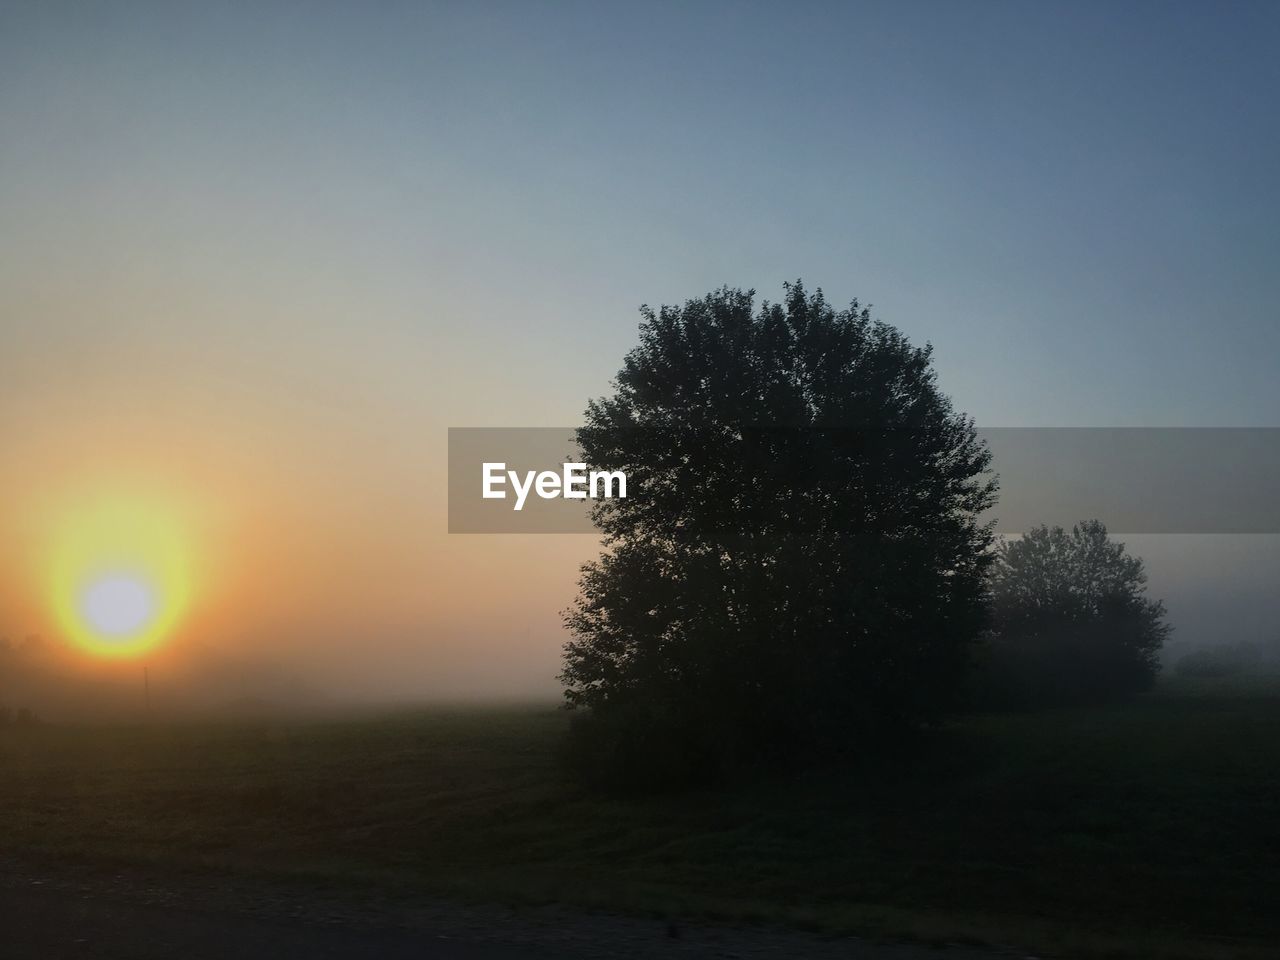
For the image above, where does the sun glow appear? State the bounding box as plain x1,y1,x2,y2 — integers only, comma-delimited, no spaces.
48,495,192,658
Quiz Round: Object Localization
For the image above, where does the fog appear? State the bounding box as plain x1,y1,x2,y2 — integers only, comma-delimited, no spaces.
4,529,1280,720
4,3,1280,716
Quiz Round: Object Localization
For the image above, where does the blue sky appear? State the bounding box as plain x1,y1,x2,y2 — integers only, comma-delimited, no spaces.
5,1,1278,425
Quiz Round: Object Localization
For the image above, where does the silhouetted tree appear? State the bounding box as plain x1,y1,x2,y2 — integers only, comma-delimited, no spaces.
982,520,1169,706
561,283,997,786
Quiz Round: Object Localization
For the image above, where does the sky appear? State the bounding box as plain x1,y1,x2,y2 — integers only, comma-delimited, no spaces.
2,1,1278,702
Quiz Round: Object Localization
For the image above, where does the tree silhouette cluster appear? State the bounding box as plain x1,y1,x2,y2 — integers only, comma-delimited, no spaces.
561,284,1171,786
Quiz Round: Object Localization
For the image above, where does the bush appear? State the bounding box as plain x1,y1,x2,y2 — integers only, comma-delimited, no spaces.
561,700,718,792
979,521,1170,708
0,705,39,728
1175,642,1263,679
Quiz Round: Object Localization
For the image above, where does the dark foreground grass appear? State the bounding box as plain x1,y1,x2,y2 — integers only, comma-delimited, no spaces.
2,679,1278,958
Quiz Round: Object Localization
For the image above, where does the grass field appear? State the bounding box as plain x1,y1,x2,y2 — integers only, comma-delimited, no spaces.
2,678,1278,958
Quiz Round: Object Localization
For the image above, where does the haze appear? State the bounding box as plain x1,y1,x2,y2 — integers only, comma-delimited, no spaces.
2,1,1278,708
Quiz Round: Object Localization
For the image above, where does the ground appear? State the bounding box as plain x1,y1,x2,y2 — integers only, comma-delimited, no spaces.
0,856,1013,959
1,677,1277,958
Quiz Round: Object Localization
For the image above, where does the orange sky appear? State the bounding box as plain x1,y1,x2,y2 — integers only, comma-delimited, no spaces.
0,289,601,700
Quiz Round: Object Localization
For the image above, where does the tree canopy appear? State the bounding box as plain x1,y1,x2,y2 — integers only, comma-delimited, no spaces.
561,283,998,784
984,520,1169,706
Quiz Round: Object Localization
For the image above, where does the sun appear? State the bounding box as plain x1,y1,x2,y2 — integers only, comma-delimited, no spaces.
82,574,158,637
47,495,192,659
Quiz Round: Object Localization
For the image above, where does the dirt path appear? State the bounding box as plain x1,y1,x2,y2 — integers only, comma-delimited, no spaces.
0,883,530,959
0,858,1028,960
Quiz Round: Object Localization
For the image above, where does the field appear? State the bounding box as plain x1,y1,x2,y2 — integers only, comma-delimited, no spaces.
2,679,1278,959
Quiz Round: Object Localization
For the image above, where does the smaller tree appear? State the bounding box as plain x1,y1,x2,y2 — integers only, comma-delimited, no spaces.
982,520,1169,706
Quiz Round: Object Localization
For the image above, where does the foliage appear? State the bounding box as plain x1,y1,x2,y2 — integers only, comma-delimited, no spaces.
1175,640,1265,679
981,520,1169,706
561,282,997,784
0,705,40,727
